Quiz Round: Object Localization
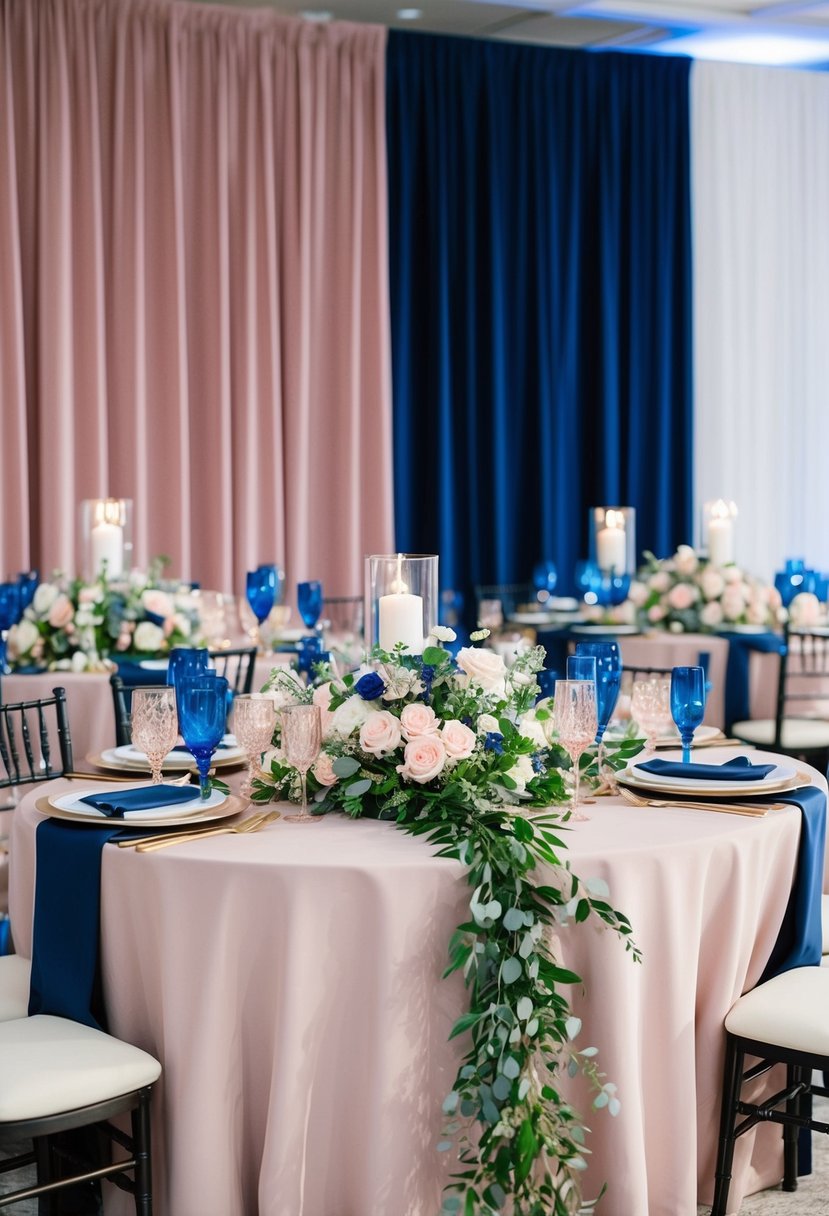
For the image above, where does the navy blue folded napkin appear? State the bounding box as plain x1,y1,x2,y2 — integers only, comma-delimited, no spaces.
758,784,826,980
636,755,777,782
80,784,198,818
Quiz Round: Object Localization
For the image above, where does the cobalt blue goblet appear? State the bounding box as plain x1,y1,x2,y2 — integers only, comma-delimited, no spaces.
574,641,621,747
176,674,230,799
166,646,211,690
670,665,706,765
0,583,23,675
297,580,323,631
17,572,39,612
566,654,598,684
246,568,277,626
532,560,558,600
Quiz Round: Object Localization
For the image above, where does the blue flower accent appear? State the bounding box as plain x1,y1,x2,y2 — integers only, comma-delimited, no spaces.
354,671,386,701
484,732,503,754
421,664,435,705
531,753,544,774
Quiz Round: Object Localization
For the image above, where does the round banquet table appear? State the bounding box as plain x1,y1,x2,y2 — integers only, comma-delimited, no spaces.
8,747,828,1216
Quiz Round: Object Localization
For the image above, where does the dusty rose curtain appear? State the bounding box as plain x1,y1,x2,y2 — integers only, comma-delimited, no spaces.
0,0,393,596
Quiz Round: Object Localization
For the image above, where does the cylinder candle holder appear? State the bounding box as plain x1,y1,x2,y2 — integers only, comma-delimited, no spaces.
701,500,737,567
365,554,438,655
79,498,133,581
589,507,636,575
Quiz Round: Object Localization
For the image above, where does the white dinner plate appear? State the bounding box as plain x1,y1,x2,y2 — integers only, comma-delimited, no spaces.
90,736,244,774
715,624,770,635
619,761,800,797
570,623,641,636
604,723,723,748
139,659,170,671
546,597,580,612
509,611,585,626
37,786,246,828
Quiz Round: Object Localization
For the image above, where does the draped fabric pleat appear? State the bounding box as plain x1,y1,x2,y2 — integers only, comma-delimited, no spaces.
692,61,829,581
386,33,693,602
0,0,393,594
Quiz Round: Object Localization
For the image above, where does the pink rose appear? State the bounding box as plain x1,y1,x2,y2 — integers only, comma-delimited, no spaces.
313,752,339,787
700,601,724,627
400,703,441,740
441,719,476,760
789,592,821,628
721,587,745,621
359,711,403,756
397,736,447,784
699,568,725,601
48,595,74,629
647,604,666,623
141,589,174,619
667,583,698,611
649,572,671,594
312,682,334,736
628,580,648,608
674,545,699,576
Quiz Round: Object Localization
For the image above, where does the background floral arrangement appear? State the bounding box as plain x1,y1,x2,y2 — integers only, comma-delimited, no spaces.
7,559,201,671
253,633,638,1214
584,545,781,634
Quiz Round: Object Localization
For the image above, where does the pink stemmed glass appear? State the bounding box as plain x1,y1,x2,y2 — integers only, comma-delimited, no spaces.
630,677,672,758
233,695,278,798
281,704,322,822
552,679,598,821
130,687,179,785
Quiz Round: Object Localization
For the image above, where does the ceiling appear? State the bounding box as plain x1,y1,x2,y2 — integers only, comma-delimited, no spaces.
188,0,829,62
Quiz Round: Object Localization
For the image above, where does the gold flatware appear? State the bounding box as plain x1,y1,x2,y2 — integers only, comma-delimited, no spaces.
617,785,784,817
64,771,194,786
130,810,280,852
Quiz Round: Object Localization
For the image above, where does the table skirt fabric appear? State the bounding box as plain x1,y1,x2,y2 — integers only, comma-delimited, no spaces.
9,748,827,1216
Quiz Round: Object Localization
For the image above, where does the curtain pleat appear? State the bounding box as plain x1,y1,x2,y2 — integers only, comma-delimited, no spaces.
386,33,693,603
0,0,393,595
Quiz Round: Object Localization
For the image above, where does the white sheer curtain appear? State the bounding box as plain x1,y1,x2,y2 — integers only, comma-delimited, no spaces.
692,61,829,581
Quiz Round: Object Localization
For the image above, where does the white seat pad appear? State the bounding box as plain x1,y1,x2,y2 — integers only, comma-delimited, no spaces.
0,955,31,1023
0,1015,161,1122
732,718,829,749
725,966,829,1055
823,894,829,956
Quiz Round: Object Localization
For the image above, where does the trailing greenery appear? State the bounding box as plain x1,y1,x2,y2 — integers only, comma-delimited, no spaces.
253,637,639,1214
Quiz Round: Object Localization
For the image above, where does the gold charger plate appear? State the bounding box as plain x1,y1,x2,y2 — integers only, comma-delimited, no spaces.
35,790,248,829
617,766,807,799
87,747,245,775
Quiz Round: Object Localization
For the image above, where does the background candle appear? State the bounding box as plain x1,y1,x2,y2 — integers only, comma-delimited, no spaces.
707,518,733,567
91,521,124,577
379,592,424,654
596,523,626,573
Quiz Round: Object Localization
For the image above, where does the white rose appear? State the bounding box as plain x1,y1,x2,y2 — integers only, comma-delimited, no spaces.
313,752,339,787
723,566,743,584
628,580,648,608
329,695,376,739
9,618,40,656
396,736,447,784
789,592,822,628
455,647,507,694
699,600,724,627
428,626,456,643
721,588,745,622
171,612,192,638
71,650,90,672
506,753,535,793
674,545,699,576
699,568,725,600
360,710,403,756
261,671,306,710
518,711,548,749
400,703,441,740
478,713,500,735
441,719,477,760
142,589,174,619
133,621,165,652
33,584,59,615
648,572,671,594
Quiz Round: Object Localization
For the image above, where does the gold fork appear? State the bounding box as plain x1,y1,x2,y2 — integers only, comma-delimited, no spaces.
617,784,782,817
130,809,280,852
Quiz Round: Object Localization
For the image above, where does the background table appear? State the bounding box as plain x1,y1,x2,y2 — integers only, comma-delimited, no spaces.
9,748,826,1216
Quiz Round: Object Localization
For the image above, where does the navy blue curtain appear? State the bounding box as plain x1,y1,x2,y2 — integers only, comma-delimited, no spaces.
386,33,692,605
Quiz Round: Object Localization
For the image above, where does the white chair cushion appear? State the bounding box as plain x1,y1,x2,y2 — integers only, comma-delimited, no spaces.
725,967,829,1055
732,718,829,750
823,894,829,956
0,955,31,1022
0,1015,161,1122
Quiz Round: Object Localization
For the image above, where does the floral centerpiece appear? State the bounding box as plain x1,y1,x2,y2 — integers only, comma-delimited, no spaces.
253,630,639,1214
7,558,201,671
583,545,781,634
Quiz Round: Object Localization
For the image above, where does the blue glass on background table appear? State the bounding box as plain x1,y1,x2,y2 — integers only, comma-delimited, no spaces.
575,560,601,604
536,669,557,701
256,563,284,605
574,641,622,746
175,675,230,798
296,635,328,677
0,582,22,675
670,665,707,765
166,646,211,689
246,567,277,626
566,654,598,683
17,571,39,611
297,580,323,631
532,560,558,597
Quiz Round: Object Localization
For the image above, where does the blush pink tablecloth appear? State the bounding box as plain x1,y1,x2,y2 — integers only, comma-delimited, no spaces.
9,747,827,1216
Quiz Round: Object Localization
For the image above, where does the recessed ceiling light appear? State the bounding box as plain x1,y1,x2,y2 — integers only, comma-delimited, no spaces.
650,30,829,66
396,8,423,20
300,9,333,22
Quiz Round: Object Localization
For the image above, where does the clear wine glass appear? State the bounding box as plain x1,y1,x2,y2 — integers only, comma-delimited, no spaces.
176,675,230,799
130,687,179,785
552,679,598,821
233,695,278,798
281,704,322,822
670,666,706,764
630,677,672,758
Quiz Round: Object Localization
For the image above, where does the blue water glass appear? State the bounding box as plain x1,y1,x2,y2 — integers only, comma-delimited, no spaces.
670,666,706,765
575,560,600,598
566,654,598,683
536,669,557,701
297,580,323,631
176,675,230,798
166,647,211,690
784,558,806,575
246,568,277,626
296,634,324,677
0,583,23,675
17,572,39,612
257,563,284,605
532,560,558,597
608,572,631,606
574,641,621,745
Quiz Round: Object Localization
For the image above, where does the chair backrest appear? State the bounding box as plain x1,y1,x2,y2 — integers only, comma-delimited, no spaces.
322,596,364,637
774,625,829,745
208,646,257,695
0,688,73,787
474,583,536,627
109,674,131,748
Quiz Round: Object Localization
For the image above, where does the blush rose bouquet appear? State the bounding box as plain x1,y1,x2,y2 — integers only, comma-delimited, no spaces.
627,546,781,634
252,630,568,819
7,558,201,671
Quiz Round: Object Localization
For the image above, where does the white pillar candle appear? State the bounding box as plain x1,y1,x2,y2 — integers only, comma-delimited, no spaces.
707,518,733,567
596,524,627,573
379,592,424,654
91,521,124,577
